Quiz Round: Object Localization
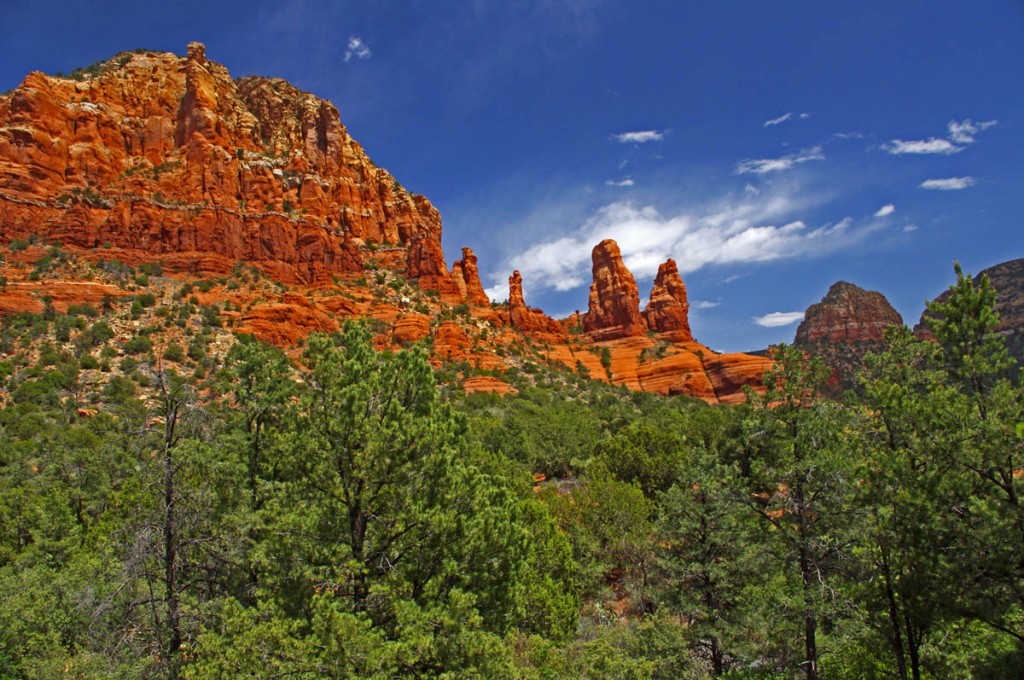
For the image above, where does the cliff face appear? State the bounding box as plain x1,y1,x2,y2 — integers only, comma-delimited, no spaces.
916,258,1024,364
0,43,459,288
794,281,904,389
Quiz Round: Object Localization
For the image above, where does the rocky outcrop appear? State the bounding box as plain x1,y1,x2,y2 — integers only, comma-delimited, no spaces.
451,247,490,306
794,281,904,390
508,270,565,339
796,281,903,345
581,240,646,341
462,376,518,395
643,258,692,341
0,43,480,293
703,352,775,404
392,313,432,345
916,258,1024,365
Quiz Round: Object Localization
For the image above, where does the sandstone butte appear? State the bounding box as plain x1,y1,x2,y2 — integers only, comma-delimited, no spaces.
793,281,904,390
0,43,771,403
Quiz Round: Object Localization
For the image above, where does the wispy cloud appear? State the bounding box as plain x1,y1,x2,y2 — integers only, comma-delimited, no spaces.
694,300,721,310
883,138,962,155
763,112,810,127
874,204,896,218
883,118,996,155
485,189,881,300
947,119,997,144
764,112,793,127
920,177,975,190
606,178,635,187
344,35,372,62
754,311,805,327
614,130,665,144
736,146,824,175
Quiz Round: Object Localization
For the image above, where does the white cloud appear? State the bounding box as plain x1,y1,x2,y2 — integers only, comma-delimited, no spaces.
874,204,896,218
744,184,760,196
614,130,664,144
764,113,793,127
903,224,918,233
764,112,809,127
694,301,721,310
344,35,372,62
736,146,824,175
947,118,997,144
883,138,962,155
606,178,635,187
486,189,879,300
884,118,996,155
920,177,975,190
754,311,805,327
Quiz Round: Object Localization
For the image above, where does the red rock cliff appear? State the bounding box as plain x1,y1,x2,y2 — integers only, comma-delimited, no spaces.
0,43,469,290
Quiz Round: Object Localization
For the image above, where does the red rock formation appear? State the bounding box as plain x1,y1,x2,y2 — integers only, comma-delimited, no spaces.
796,281,903,345
581,240,645,341
0,44,774,404
239,299,338,346
392,313,432,345
703,352,773,404
406,235,460,300
0,44,447,285
462,376,518,395
508,270,565,339
794,281,904,390
434,321,472,363
451,247,490,306
643,258,692,341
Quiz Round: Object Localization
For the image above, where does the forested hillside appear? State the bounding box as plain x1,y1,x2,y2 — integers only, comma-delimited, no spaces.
1,248,1022,680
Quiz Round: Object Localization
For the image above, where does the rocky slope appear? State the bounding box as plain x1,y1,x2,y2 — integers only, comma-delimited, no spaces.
794,281,904,390
0,43,771,403
916,258,1024,365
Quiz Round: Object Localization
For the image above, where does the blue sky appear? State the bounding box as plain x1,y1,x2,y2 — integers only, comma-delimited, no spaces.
3,0,1022,351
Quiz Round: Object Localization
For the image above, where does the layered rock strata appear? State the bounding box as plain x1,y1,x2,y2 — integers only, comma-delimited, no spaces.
0,43,472,295
794,281,904,389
